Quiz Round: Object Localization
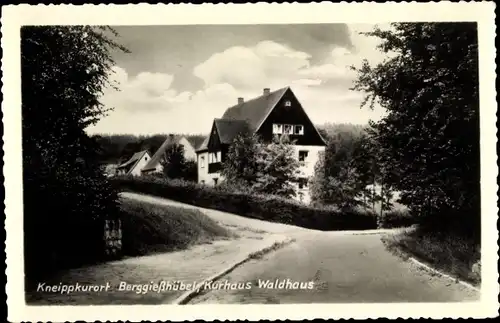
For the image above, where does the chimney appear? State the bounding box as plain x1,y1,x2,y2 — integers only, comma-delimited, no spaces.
238,97,244,104
263,88,270,95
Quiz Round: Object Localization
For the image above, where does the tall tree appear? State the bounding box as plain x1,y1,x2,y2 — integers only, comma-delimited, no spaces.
22,26,128,281
310,132,368,210
221,126,260,189
253,135,301,199
351,23,479,237
161,143,188,179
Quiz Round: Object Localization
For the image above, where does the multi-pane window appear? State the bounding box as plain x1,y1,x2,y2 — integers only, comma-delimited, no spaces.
273,124,283,134
209,151,221,163
273,123,304,135
294,125,304,135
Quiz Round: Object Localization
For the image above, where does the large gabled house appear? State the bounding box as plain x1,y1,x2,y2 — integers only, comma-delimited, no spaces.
116,150,151,176
196,86,326,203
141,135,198,175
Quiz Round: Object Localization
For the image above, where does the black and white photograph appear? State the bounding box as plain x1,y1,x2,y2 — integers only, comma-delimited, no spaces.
3,2,498,321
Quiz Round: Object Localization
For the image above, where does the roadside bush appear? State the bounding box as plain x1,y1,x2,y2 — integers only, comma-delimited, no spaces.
377,209,416,229
112,175,379,231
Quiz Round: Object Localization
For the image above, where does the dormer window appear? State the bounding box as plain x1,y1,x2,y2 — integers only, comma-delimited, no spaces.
285,100,291,107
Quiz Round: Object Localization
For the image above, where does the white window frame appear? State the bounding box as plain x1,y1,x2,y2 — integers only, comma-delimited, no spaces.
294,125,304,135
283,124,293,135
273,123,283,134
285,100,292,107
209,151,220,164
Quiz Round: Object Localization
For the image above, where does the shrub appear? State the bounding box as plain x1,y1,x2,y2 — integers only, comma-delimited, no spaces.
112,175,379,231
377,209,416,229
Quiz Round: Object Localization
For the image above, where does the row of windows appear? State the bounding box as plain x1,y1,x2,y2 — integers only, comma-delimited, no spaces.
273,124,304,135
200,150,309,166
199,151,222,168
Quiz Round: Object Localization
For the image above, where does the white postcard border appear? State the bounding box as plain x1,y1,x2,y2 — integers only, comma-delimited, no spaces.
2,2,498,321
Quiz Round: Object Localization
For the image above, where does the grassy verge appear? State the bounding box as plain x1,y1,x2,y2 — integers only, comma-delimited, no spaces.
120,198,233,257
382,228,481,286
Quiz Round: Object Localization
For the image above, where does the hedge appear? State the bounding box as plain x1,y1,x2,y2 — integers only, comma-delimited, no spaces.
111,176,380,231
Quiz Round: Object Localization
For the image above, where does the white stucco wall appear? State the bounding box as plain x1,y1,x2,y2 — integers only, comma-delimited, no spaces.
292,145,325,204
196,145,324,203
129,152,151,176
197,151,223,186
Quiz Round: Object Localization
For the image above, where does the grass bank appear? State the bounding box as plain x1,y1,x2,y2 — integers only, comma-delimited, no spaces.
382,228,481,286
119,198,232,257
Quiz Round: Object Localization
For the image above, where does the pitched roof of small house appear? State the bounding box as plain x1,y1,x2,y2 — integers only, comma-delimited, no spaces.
197,136,210,152
142,135,194,172
221,86,289,131
185,136,206,151
117,150,149,174
214,119,250,144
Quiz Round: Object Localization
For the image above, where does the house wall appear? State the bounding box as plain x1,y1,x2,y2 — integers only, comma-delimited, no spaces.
178,137,197,161
197,151,224,186
292,145,325,204
129,153,151,176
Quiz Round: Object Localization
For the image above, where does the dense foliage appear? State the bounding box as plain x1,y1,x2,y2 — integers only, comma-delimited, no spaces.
220,125,260,189
351,23,480,238
112,176,385,231
222,132,300,198
160,144,197,181
22,26,127,282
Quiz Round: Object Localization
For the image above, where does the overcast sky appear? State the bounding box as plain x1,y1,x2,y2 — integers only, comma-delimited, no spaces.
87,24,391,135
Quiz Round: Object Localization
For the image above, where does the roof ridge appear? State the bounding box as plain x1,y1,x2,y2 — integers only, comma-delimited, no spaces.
225,86,289,111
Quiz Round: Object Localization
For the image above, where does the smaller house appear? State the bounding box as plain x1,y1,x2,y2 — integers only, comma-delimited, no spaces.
141,135,197,175
116,150,151,176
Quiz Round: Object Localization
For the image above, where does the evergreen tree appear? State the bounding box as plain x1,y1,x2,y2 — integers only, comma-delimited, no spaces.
161,144,188,179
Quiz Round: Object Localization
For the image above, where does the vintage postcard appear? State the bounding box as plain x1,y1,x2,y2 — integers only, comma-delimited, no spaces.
2,2,498,322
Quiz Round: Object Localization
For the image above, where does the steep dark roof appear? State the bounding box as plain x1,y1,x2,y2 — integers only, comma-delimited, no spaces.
142,135,182,171
196,86,295,153
197,136,210,152
117,150,148,174
221,87,289,131
214,119,250,144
